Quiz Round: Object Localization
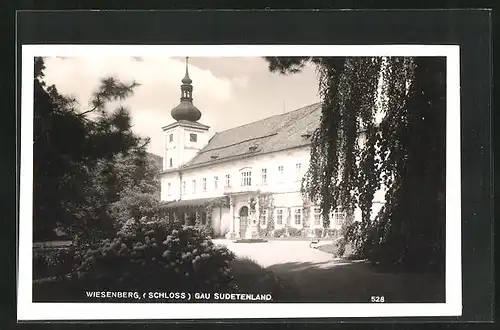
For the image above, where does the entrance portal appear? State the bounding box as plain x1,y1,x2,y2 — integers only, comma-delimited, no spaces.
239,206,249,238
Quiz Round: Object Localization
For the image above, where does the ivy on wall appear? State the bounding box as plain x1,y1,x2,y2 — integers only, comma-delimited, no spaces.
203,196,230,231
258,193,275,237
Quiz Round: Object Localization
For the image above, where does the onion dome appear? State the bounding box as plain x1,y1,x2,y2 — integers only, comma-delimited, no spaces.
171,57,202,122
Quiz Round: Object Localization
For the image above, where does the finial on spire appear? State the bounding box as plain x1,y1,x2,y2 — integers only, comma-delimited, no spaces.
182,56,192,84
171,55,201,122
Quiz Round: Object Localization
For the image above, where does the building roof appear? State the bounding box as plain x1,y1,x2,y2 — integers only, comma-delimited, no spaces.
162,120,210,132
167,102,322,172
159,196,227,209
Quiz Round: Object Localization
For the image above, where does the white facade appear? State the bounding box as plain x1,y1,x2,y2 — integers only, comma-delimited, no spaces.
162,122,210,171
158,60,384,238
159,140,385,238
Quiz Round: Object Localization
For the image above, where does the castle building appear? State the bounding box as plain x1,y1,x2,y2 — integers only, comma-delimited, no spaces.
158,58,385,238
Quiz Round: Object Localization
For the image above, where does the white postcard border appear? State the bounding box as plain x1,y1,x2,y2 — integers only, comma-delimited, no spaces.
18,44,461,320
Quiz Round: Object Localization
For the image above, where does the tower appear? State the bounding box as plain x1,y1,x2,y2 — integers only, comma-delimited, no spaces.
162,57,210,171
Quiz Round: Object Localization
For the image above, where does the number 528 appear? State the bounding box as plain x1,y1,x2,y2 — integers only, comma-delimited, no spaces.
370,296,385,302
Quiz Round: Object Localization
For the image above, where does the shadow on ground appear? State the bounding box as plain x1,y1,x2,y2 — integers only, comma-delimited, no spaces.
266,259,445,303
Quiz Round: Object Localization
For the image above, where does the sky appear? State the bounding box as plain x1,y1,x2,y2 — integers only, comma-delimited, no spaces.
43,56,321,157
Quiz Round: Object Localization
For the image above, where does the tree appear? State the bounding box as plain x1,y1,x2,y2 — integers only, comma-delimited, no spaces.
107,151,162,230
265,56,446,270
33,57,147,242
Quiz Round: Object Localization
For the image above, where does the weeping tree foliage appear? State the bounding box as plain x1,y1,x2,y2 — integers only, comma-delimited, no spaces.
265,56,446,270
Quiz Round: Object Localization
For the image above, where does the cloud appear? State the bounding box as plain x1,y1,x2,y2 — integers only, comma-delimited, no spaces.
44,56,232,102
42,56,321,157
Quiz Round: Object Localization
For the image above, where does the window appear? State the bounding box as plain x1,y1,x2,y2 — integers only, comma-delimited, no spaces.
276,209,284,225
294,208,302,225
261,168,267,184
202,178,207,192
314,207,321,226
192,180,196,194
276,165,284,183
169,158,173,168
189,133,197,142
167,182,172,196
334,210,347,226
169,134,173,142
182,181,186,194
259,210,267,226
241,169,252,186
214,176,219,189
225,174,231,188
295,163,302,180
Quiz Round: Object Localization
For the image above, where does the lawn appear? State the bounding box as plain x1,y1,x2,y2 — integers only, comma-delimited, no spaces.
229,257,298,301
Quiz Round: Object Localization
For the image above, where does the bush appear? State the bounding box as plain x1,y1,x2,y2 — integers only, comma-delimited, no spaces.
273,228,286,238
198,224,214,238
325,228,339,237
33,247,75,279
335,237,347,257
287,227,302,237
71,219,236,294
313,228,323,238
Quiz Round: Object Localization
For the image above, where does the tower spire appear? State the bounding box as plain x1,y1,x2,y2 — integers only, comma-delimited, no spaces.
182,56,192,85
171,56,201,122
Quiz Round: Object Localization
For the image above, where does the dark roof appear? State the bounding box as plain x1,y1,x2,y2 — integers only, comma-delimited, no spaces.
176,102,322,170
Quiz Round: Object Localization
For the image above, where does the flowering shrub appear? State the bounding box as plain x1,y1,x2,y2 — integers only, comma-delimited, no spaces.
71,219,236,293
197,224,214,238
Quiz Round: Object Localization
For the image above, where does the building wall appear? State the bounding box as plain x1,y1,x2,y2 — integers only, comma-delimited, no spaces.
160,146,311,202
160,140,387,235
211,206,231,237
163,124,210,171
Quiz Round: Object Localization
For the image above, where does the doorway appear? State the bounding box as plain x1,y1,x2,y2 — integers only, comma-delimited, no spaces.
239,206,249,238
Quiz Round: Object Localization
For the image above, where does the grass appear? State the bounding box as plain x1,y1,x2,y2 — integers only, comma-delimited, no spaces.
229,257,299,301
315,240,354,258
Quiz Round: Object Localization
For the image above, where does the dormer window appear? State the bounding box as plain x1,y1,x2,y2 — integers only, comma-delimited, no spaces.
190,133,197,142
301,130,312,139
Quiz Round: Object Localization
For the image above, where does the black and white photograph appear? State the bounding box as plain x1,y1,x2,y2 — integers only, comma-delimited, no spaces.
17,44,464,320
